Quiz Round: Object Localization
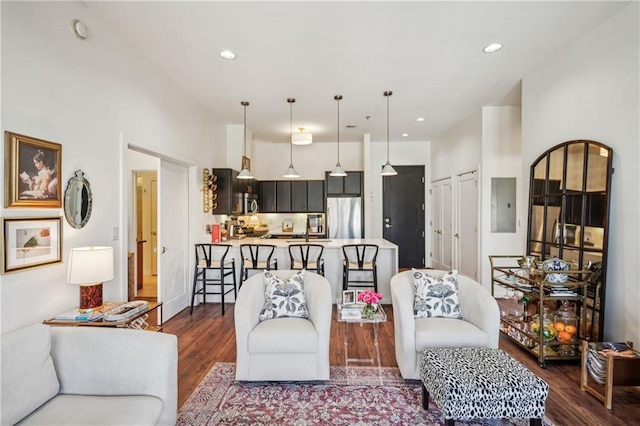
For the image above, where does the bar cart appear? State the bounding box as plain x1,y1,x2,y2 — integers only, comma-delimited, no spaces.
489,255,591,368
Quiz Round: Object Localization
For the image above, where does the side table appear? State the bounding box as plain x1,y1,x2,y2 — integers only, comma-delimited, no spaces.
44,302,163,332
337,303,387,384
581,340,640,409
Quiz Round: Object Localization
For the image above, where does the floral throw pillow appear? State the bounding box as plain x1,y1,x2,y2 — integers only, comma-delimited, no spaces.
412,269,463,319
259,270,309,321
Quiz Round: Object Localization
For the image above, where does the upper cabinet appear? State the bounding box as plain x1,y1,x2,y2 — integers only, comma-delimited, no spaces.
307,180,325,212
259,181,277,213
212,168,239,214
258,180,324,213
526,140,613,342
325,171,362,196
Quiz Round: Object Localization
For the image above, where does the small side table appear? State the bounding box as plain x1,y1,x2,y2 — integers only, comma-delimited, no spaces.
44,302,163,332
581,340,640,409
337,303,387,384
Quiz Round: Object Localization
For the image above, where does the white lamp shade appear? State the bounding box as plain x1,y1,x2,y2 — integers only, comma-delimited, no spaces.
283,164,300,179
67,246,114,286
291,131,313,145
330,163,347,177
237,168,254,179
380,162,398,176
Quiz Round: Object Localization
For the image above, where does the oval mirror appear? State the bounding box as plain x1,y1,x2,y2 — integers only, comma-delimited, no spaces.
64,170,93,229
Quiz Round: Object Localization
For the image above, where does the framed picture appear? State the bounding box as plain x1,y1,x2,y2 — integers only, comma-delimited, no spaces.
355,290,367,304
4,131,62,208
242,155,251,171
342,290,355,305
2,217,62,273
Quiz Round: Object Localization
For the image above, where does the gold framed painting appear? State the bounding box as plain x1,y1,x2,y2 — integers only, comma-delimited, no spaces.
2,217,62,273
4,131,62,208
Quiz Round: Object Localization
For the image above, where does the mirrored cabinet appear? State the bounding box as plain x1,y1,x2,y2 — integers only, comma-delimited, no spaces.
527,141,613,342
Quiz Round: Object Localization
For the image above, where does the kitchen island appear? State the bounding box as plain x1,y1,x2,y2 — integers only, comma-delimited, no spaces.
194,238,398,305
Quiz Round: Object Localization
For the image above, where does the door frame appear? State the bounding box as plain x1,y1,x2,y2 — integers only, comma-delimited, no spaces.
119,136,195,323
455,169,479,280
382,165,425,268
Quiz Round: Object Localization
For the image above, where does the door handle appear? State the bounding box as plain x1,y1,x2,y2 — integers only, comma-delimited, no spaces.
162,246,167,254
385,224,392,228
454,233,459,238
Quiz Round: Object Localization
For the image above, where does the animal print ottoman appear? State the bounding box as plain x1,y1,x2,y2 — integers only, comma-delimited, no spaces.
419,347,549,426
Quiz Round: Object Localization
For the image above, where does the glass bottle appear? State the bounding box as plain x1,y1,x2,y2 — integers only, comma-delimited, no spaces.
530,306,556,341
554,301,578,355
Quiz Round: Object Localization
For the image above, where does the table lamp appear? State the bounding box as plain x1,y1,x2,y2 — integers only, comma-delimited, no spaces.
67,246,114,311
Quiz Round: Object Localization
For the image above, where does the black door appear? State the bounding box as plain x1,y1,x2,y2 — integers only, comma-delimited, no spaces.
383,166,425,268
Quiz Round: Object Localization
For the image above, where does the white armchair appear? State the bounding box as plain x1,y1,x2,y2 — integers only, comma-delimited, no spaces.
391,270,500,379
234,270,332,381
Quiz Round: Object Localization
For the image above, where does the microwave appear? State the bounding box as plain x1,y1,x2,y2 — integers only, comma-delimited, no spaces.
242,193,258,214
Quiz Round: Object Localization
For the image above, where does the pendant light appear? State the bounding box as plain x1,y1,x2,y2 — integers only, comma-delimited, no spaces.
237,101,254,179
283,98,300,179
330,95,347,177
380,90,398,176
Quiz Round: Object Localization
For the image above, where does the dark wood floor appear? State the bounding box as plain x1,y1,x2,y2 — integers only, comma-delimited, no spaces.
163,303,640,426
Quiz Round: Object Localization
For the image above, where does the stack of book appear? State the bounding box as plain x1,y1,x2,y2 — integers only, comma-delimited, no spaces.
53,301,123,321
586,341,639,384
340,304,363,320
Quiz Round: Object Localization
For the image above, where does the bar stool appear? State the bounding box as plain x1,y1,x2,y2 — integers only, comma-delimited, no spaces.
288,244,325,276
342,244,379,292
190,243,236,315
239,244,278,287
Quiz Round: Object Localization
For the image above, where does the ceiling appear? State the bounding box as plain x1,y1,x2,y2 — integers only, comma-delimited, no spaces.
85,1,627,144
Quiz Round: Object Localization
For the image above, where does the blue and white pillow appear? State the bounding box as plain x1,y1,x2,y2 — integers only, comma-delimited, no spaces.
412,269,463,319
259,270,309,321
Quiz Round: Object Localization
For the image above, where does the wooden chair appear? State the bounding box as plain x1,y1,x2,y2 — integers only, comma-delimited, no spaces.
190,243,236,315
342,244,379,292
288,244,325,276
239,244,278,287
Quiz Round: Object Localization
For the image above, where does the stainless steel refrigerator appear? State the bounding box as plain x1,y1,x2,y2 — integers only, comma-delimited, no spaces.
327,197,362,239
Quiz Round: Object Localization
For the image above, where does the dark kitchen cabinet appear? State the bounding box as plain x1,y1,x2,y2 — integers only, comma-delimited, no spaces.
276,181,292,212
307,180,325,212
259,181,277,213
212,168,238,214
325,171,362,196
291,181,308,212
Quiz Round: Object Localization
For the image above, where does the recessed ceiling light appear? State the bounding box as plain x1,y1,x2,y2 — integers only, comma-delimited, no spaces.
415,117,425,122
219,50,236,60
483,43,503,54
402,133,409,137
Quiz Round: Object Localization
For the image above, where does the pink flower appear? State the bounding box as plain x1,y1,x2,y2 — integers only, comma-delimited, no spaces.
357,290,383,305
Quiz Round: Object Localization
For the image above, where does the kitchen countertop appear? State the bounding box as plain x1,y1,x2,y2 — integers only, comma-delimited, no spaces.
220,237,398,249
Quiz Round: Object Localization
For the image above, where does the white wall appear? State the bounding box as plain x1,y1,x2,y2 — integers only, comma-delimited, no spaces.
480,106,523,290
252,140,364,180
0,2,221,333
431,112,482,181
521,3,639,342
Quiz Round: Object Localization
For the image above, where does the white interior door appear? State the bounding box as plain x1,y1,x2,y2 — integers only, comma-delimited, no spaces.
431,178,453,271
431,182,443,269
457,172,478,280
151,179,158,275
158,160,189,321
441,179,453,270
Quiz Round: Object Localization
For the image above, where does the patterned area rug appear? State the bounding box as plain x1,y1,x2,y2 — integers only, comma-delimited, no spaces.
178,363,554,425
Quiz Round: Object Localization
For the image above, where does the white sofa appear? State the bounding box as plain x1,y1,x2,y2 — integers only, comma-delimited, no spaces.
1,323,178,425
391,270,500,380
235,270,332,381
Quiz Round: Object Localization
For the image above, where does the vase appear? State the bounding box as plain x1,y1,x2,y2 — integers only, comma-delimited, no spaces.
362,303,377,320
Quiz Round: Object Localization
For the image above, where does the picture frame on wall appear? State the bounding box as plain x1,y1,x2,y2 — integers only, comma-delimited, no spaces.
4,131,62,208
2,217,62,273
